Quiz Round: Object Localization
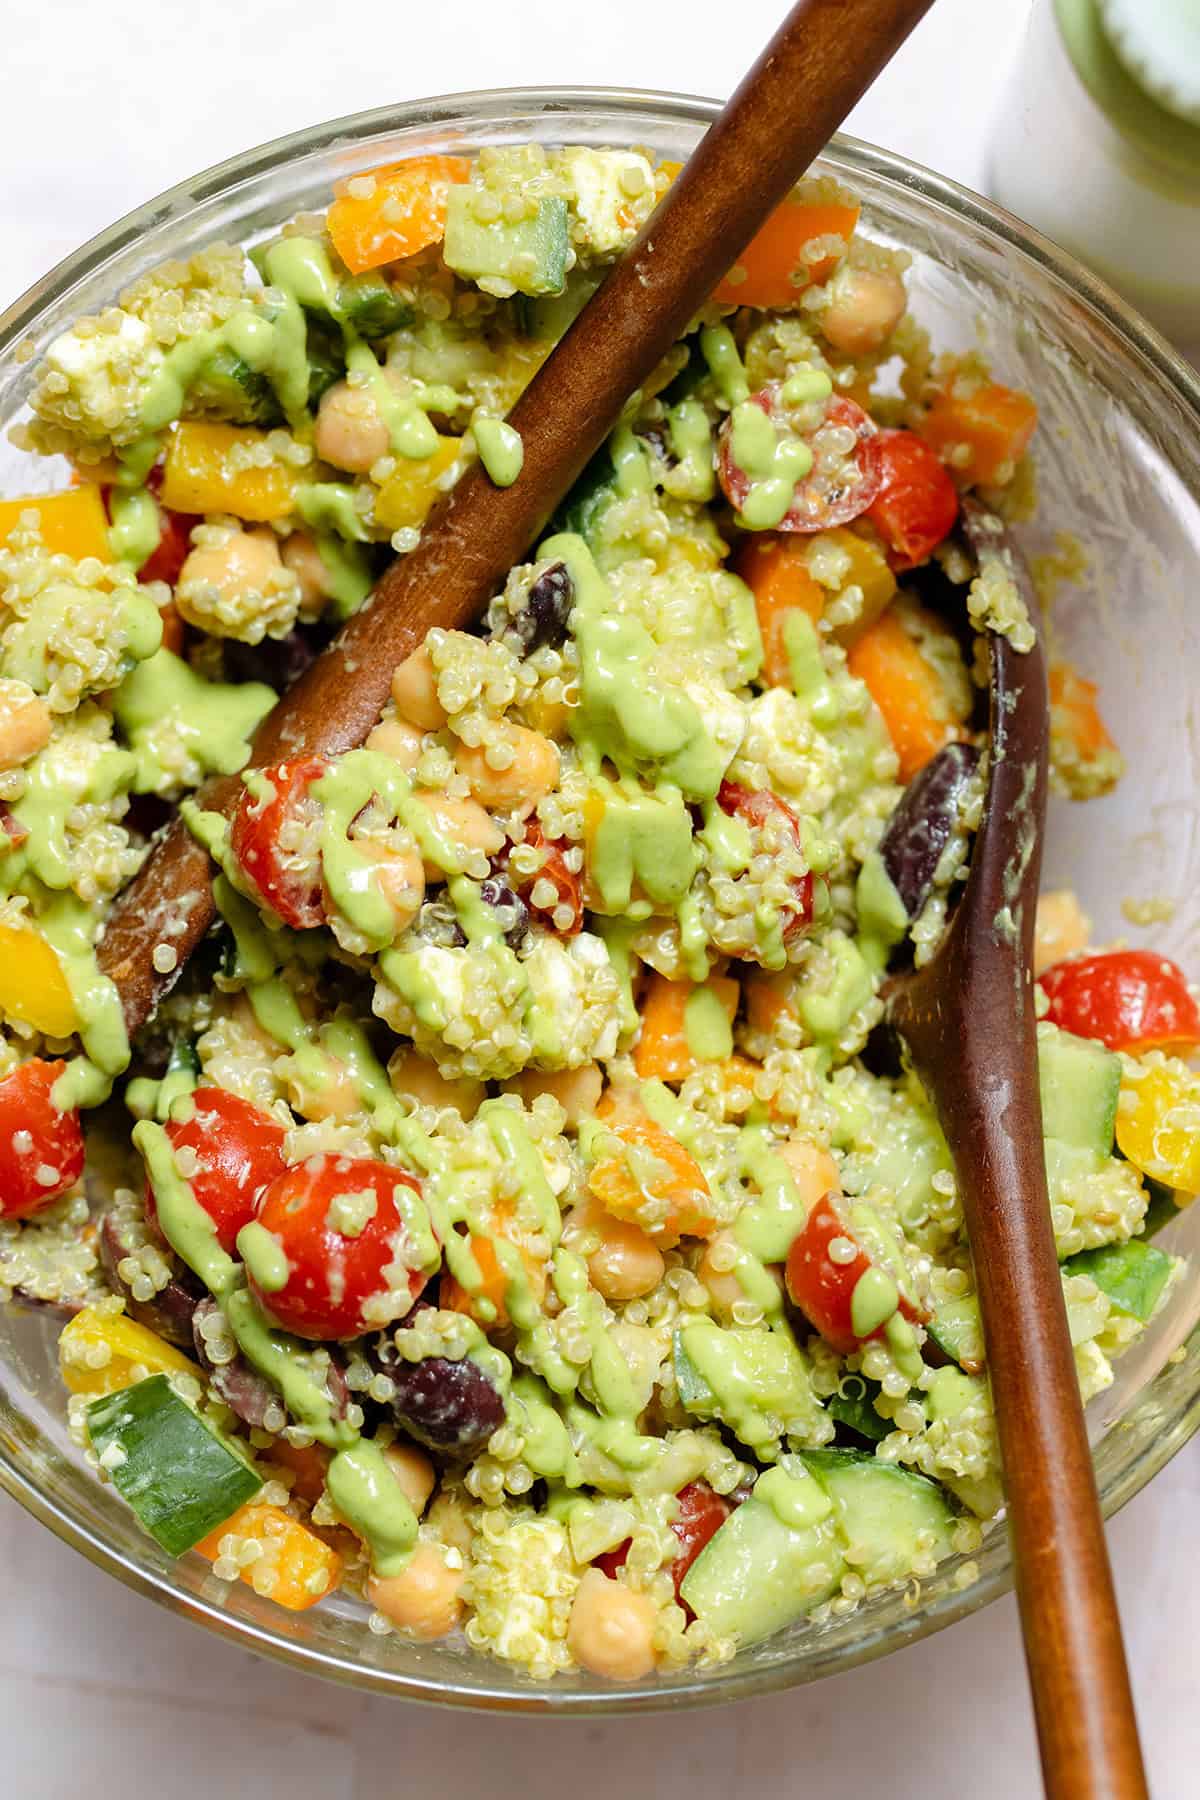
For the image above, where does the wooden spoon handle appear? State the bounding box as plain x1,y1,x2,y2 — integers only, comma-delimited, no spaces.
892,505,1148,1799
98,0,935,1034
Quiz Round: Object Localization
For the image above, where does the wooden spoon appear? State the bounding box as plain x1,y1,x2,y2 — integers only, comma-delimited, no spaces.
89,4,1147,1793
886,500,1147,1798
98,0,937,1026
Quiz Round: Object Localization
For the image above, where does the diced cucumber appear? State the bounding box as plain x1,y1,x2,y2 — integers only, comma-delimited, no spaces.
338,272,414,339
1038,1025,1121,1153
193,346,281,427
517,270,602,342
800,1448,956,1588
827,1374,889,1443
87,1374,260,1556
443,192,569,297
680,1466,845,1643
548,444,618,548
305,320,345,407
1064,1239,1174,1322
674,1320,818,1458
926,1295,986,1374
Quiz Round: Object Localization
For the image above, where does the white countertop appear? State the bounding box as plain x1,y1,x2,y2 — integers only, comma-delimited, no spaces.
2,0,1197,1791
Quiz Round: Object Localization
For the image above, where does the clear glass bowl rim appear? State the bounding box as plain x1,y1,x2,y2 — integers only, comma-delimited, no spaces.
1,83,1198,1713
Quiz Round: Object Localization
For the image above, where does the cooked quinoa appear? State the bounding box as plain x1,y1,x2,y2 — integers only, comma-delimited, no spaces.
0,141,1190,1684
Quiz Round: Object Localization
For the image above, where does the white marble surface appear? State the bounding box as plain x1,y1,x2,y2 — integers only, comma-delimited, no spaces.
1,0,1197,1791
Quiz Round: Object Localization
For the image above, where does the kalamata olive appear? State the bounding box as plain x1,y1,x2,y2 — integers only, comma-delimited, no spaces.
222,622,329,691
518,561,574,652
878,741,980,918
99,1210,200,1347
373,1333,504,1456
193,1297,279,1427
479,876,531,951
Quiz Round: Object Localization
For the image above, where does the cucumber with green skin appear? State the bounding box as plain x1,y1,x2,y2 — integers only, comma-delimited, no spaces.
827,1374,890,1443
443,193,570,297
337,272,414,339
1063,1238,1174,1322
548,445,618,549
799,1447,957,1588
87,1374,260,1555
679,1467,845,1643
926,1294,986,1374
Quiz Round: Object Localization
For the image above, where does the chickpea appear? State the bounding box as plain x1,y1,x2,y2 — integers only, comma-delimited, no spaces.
281,531,334,611
365,716,425,771
383,1441,437,1516
415,791,504,882
456,723,560,814
367,1541,464,1640
361,842,426,936
576,1196,665,1302
426,1488,474,1557
507,1063,603,1128
177,526,285,620
0,678,51,770
391,644,448,731
567,1569,658,1681
820,266,908,357
389,1045,485,1118
777,1137,840,1206
698,1230,748,1321
1034,889,1091,976
315,379,389,473
287,1051,362,1122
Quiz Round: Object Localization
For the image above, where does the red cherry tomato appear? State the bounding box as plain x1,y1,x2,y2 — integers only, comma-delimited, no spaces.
785,1193,925,1355
251,1154,431,1340
145,1087,286,1255
594,1481,732,1605
0,1060,85,1221
139,505,200,588
231,757,330,930
717,779,818,943
518,822,583,936
865,429,960,570
718,389,882,533
1040,950,1200,1056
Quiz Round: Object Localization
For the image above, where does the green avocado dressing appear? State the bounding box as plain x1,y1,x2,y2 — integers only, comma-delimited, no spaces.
113,649,275,793
2,581,161,702
699,324,749,407
850,1264,900,1338
236,1221,290,1293
474,416,524,487
666,399,715,501
684,985,733,1062
107,488,162,569
294,483,371,543
730,401,814,531
588,778,698,916
313,534,373,617
854,850,909,973
325,1441,417,1577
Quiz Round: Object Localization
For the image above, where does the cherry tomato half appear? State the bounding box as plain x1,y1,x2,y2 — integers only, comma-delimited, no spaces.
718,389,882,533
594,1480,732,1606
251,1153,431,1340
865,429,959,570
0,1060,85,1221
785,1192,925,1355
1040,950,1200,1056
146,1087,286,1254
140,504,200,588
717,779,818,943
518,822,583,936
231,757,330,931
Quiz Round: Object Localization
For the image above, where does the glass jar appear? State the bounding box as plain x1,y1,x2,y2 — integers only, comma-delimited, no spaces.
989,0,1200,347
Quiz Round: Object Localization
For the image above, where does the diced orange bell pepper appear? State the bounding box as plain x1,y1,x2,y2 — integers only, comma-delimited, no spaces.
589,1099,716,1246
0,487,111,562
440,1201,548,1330
195,1503,343,1611
742,969,799,1037
634,973,739,1082
716,1053,767,1117
159,422,299,522
846,608,963,782
714,201,860,307
827,527,898,636
265,1440,331,1507
1116,1058,1200,1197
734,537,825,686
1048,662,1117,761
918,381,1038,488
373,435,462,533
0,924,79,1038
328,155,471,274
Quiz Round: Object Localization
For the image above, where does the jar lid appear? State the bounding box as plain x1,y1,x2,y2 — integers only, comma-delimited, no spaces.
1098,0,1200,125
1056,0,1200,174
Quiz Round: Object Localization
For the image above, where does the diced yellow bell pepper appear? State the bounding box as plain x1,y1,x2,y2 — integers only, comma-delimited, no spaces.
159,422,299,522
373,435,462,533
194,1503,343,1610
828,526,897,639
59,1306,200,1398
0,923,80,1038
0,487,111,562
1116,1057,1200,1196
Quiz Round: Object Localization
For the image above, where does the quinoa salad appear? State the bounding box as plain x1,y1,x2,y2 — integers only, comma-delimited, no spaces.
0,143,1195,1682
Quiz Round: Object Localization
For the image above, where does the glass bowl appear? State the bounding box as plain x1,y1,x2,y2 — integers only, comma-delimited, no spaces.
1,86,1198,1712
